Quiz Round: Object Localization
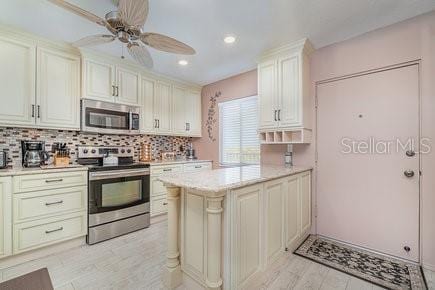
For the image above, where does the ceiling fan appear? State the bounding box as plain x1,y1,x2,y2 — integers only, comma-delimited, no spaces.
47,0,196,68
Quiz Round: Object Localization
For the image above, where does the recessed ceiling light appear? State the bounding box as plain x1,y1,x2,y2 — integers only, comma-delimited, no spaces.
178,60,188,66
224,35,236,44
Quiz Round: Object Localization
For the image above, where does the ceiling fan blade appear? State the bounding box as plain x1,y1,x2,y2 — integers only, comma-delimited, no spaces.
118,0,149,27
72,35,115,47
47,0,107,26
127,43,153,68
140,33,196,55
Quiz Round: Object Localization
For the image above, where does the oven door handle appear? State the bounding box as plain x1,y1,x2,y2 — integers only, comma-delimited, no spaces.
128,110,132,131
89,169,150,180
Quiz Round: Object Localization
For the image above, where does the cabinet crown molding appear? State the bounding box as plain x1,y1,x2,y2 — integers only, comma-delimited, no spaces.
258,38,314,63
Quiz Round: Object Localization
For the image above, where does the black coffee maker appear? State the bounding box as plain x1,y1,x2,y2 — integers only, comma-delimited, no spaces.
21,141,49,167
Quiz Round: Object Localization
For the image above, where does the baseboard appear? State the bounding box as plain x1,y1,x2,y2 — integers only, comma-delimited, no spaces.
151,213,167,224
423,263,435,272
0,237,86,270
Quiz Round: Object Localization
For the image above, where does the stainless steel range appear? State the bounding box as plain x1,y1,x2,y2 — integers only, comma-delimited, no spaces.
77,146,150,244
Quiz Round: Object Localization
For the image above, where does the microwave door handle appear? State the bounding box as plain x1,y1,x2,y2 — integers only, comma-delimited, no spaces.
129,111,132,131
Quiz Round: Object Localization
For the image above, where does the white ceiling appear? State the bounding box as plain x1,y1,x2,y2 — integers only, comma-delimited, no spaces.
1,0,434,85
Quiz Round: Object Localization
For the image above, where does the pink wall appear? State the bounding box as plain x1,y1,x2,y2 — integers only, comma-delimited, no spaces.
308,11,435,269
194,10,435,269
193,70,257,168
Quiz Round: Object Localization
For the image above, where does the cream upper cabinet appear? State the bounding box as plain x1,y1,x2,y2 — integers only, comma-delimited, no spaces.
141,77,156,133
258,39,313,131
0,36,36,127
258,60,277,129
83,58,140,106
36,47,80,130
155,81,172,134
172,87,202,137
172,85,188,135
186,90,202,136
116,66,140,106
0,177,12,259
83,58,115,102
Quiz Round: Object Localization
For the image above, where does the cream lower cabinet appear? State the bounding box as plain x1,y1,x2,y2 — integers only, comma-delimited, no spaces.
11,170,87,255
0,177,12,259
150,162,212,216
230,171,311,289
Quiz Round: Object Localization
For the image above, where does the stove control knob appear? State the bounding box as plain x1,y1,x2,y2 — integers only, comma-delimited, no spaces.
91,149,96,154
121,149,125,153
127,149,132,153
83,149,88,154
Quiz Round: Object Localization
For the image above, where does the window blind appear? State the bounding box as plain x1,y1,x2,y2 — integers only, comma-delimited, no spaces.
219,96,260,165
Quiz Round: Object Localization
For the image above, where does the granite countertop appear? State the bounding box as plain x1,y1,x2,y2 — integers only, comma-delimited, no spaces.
0,164,87,177
158,165,312,193
144,159,212,166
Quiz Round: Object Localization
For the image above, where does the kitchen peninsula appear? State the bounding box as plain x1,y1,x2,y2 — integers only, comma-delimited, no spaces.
159,165,312,290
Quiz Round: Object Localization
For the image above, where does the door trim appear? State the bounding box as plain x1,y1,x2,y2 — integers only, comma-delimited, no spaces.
314,59,422,263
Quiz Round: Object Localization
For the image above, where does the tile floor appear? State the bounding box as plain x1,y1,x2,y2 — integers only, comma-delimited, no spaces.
0,218,434,290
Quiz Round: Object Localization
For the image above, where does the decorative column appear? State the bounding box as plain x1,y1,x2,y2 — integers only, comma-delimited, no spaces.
206,195,224,290
164,186,182,289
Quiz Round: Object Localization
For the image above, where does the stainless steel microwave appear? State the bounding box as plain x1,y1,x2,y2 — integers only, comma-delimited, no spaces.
81,99,140,135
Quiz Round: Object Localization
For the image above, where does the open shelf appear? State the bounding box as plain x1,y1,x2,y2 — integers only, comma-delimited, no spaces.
259,128,312,144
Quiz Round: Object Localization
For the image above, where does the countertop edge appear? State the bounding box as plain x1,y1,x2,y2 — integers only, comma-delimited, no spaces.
159,166,312,194
0,166,88,177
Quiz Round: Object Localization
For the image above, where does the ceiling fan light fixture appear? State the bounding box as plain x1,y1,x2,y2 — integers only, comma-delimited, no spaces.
178,60,188,66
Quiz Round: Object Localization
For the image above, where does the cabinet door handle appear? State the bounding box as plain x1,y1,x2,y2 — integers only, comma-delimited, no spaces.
187,123,190,131
31,105,35,118
116,86,119,97
278,109,281,121
45,200,64,206
163,168,172,172
274,110,277,121
45,227,63,234
163,202,168,206
157,119,160,128
45,178,63,183
112,85,115,96
37,105,41,118
194,166,202,168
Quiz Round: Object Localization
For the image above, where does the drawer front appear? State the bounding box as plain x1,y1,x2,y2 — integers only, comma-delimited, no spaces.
13,186,87,223
183,162,212,172
13,171,87,193
151,177,167,197
151,195,168,216
150,164,183,175
13,212,87,254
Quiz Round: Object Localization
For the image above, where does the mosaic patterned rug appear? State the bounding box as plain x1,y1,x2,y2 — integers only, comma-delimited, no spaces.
295,235,427,290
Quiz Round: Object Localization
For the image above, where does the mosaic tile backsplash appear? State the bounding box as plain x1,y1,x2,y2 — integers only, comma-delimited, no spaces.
0,127,192,167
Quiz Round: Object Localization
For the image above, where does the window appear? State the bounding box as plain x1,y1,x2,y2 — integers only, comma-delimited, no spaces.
219,96,260,165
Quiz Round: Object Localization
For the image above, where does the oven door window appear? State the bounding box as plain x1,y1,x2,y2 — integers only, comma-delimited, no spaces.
86,108,130,130
89,175,150,214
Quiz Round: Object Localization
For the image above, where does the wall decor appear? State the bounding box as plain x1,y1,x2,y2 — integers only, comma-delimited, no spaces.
206,91,221,142
0,127,191,167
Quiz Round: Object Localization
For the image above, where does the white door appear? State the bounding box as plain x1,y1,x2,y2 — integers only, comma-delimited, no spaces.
172,85,188,135
0,36,35,126
265,179,285,265
277,55,301,128
141,77,156,133
83,59,115,102
0,177,12,259
36,47,80,129
155,81,172,134
258,60,277,129
116,66,140,106
317,64,420,261
285,174,300,247
186,91,202,136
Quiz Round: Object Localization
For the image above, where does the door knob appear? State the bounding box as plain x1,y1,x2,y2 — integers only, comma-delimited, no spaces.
406,150,416,157
404,170,415,178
